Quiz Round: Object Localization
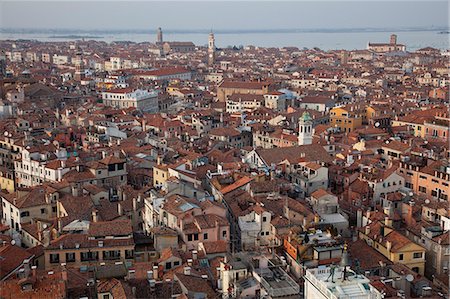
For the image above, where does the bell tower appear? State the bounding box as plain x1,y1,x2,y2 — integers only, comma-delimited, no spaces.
208,31,215,66
74,47,84,81
298,112,313,146
156,27,163,44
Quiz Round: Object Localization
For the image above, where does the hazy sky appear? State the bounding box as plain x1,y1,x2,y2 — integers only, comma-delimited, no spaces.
1,1,448,31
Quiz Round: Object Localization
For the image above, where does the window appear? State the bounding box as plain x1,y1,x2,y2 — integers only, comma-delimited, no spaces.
40,208,46,214
399,254,404,261
50,253,60,264
188,234,193,241
81,251,98,262
103,250,120,260
262,216,267,222
203,233,208,240
174,261,180,266
165,262,171,270
20,211,30,217
222,230,227,238
419,186,427,193
103,295,110,299
125,250,134,259
193,233,199,241
66,252,76,263
413,252,423,259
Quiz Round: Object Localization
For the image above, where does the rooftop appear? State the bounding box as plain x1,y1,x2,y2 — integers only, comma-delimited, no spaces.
305,265,381,299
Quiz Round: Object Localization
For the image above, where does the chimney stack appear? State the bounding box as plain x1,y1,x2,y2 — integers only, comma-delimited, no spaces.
61,263,68,281
386,241,392,252
128,269,136,280
117,202,123,216
192,250,198,260
153,265,158,280
184,267,191,276
91,209,98,222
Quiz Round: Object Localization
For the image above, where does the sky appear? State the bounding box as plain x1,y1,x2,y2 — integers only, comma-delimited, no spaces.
0,1,448,31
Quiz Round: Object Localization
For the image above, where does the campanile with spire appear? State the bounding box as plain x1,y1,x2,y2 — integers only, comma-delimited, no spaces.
208,30,215,66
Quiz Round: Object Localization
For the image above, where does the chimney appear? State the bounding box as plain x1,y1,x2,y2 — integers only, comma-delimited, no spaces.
187,258,193,266
153,265,158,280
384,216,392,228
365,225,371,235
31,265,37,278
386,240,392,252
356,209,363,228
405,202,415,227
71,186,79,197
128,269,136,280
23,259,31,277
91,209,98,222
192,250,198,260
133,197,137,211
61,263,68,281
117,202,123,216
184,266,191,276
216,267,221,279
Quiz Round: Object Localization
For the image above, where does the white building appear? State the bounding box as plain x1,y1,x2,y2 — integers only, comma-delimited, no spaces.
134,67,192,81
360,168,405,205
102,88,159,112
14,147,70,187
52,54,70,65
304,265,383,299
264,91,287,112
292,162,328,199
238,205,273,250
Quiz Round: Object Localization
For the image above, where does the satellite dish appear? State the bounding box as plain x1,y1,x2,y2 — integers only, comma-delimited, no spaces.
425,199,430,204
375,122,380,128
10,240,16,246
406,274,414,282
3,131,8,136
43,224,48,229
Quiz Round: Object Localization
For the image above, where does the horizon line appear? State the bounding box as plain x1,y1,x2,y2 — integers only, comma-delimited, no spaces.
1,25,448,34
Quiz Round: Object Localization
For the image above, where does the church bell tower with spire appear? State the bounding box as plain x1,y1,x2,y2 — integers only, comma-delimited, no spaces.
208,30,215,66
298,111,313,146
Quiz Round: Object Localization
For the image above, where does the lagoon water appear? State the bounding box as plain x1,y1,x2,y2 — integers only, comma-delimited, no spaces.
0,29,448,51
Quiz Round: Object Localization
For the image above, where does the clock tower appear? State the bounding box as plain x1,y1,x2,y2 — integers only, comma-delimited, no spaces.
208,31,215,66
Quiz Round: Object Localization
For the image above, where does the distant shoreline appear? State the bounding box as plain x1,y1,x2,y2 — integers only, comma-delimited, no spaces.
48,35,104,39
1,27,449,35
